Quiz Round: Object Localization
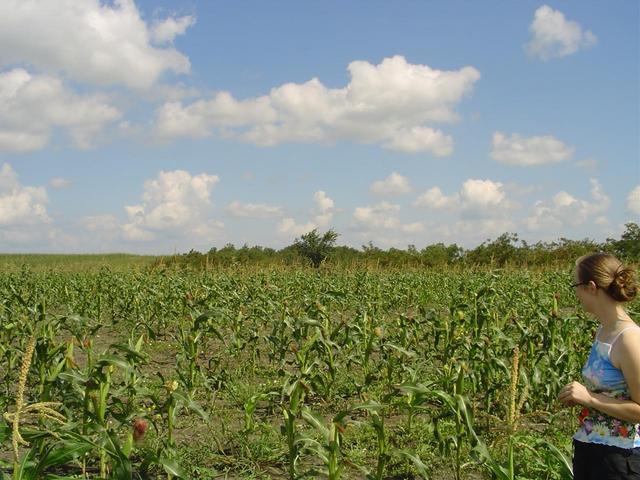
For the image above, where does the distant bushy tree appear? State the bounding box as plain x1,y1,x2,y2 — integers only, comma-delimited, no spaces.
293,229,339,268
607,223,640,260
465,233,520,266
158,222,639,270
420,243,463,266
330,245,361,266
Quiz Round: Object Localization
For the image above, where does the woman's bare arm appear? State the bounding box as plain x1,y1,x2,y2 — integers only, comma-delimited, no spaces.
559,328,640,423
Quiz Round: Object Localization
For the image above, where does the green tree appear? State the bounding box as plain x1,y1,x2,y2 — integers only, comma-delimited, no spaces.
607,222,640,260
420,243,463,266
293,228,339,268
465,233,520,266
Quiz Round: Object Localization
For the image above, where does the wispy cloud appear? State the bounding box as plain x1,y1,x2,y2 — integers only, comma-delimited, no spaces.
227,201,283,219
49,177,73,189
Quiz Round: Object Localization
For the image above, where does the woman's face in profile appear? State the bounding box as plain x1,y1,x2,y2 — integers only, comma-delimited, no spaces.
573,267,593,314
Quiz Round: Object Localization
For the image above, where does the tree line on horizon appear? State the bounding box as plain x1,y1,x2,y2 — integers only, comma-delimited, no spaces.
164,222,640,269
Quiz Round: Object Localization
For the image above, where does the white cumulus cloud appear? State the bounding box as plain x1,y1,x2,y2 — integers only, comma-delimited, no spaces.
353,201,424,233
0,0,192,89
0,163,50,226
122,169,221,241
381,127,453,155
277,218,317,237
491,132,574,166
0,163,54,245
627,185,640,216
523,178,610,231
156,92,276,139
414,187,458,209
413,179,517,243
313,190,335,226
151,15,196,44
277,190,336,236
526,5,597,60
0,69,121,151
460,179,507,208
155,55,480,155
415,179,515,216
370,172,412,196
314,190,334,212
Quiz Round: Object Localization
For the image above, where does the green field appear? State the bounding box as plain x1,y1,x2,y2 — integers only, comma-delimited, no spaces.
0,254,157,273
1,258,637,479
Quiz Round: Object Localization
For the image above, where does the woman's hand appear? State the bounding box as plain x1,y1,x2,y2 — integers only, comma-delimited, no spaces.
558,381,592,407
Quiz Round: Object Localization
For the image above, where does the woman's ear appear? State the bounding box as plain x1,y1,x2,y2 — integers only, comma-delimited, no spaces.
587,280,599,294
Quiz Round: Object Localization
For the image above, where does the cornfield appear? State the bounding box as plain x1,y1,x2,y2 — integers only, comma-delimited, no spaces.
1,265,635,479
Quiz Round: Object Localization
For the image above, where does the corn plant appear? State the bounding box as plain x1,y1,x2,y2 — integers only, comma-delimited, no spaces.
352,400,389,480
299,406,351,479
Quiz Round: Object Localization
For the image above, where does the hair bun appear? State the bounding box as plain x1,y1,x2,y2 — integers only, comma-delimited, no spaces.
607,267,638,302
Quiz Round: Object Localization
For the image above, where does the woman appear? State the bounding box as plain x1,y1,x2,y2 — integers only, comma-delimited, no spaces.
559,252,640,479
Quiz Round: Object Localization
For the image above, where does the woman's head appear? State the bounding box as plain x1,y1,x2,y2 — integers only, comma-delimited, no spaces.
575,252,638,303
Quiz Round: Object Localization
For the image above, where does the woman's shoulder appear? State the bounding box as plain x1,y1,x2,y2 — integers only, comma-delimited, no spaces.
611,323,640,367
618,323,640,344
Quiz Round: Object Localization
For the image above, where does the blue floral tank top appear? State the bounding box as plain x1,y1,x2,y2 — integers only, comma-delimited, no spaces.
573,325,640,449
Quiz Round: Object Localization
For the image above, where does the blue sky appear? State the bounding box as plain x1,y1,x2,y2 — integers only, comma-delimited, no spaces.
0,0,638,253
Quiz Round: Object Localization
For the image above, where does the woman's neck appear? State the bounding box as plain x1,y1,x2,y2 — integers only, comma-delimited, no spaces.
594,303,633,332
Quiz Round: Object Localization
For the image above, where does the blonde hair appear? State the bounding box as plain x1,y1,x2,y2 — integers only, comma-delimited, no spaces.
576,252,638,303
